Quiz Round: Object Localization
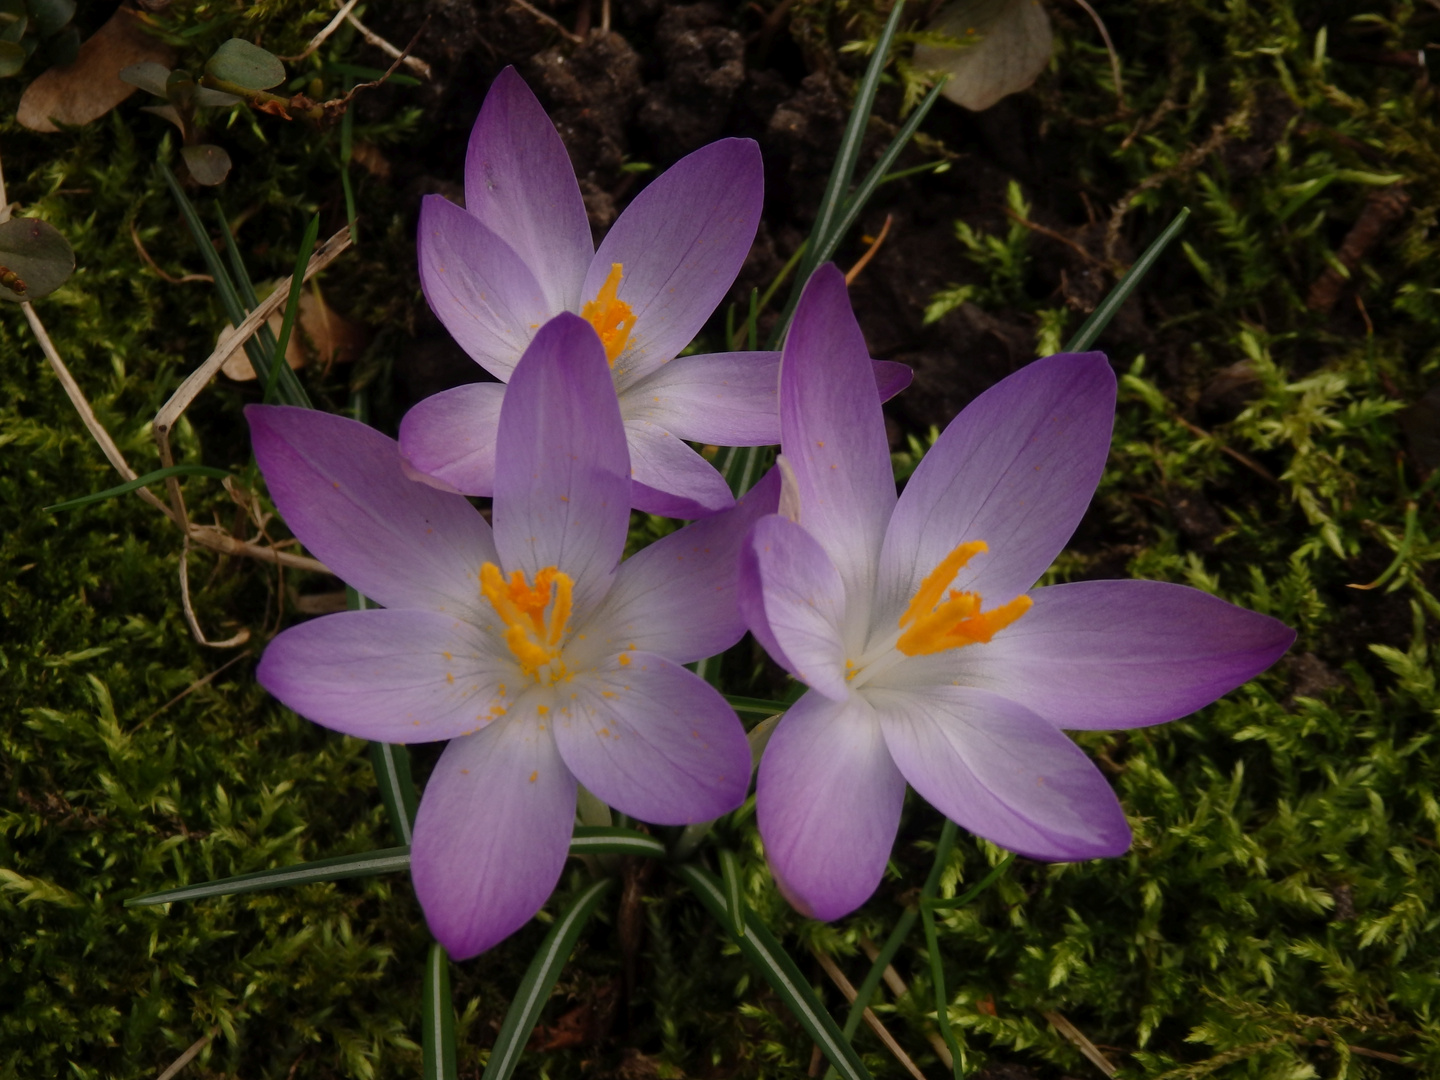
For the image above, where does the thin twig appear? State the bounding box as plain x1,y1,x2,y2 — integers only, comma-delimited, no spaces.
813,947,930,1080
859,937,954,1068
186,525,328,573
344,10,434,78
179,535,251,648
845,214,894,285
1173,415,1279,485
140,650,252,724
508,0,584,42
328,20,431,114
156,1032,214,1080
1042,1010,1118,1077
153,226,352,441
130,220,213,284
1072,0,1125,113
279,0,362,61
1004,207,1107,268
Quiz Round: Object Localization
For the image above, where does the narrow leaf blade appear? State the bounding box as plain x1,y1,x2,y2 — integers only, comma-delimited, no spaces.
124,847,412,907
45,464,231,512
482,879,613,1080
1065,207,1190,352
423,943,459,1080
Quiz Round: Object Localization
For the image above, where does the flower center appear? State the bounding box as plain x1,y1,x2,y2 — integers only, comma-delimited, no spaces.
480,562,573,683
580,262,634,367
895,540,1031,656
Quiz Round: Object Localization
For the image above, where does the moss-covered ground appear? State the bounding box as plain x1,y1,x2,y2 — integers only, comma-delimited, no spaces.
3,1,1438,1077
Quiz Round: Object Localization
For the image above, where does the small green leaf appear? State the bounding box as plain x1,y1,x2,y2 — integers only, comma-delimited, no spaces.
119,60,171,97
719,848,746,937
483,879,613,1080
25,0,73,38
0,0,27,46
195,86,241,108
0,216,74,301
0,39,25,76
181,143,232,187
165,67,197,113
45,464,232,512
723,693,789,718
205,37,285,91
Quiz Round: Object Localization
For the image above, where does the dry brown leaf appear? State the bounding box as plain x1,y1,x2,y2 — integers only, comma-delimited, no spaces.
220,289,368,381
18,7,176,133
914,0,1053,112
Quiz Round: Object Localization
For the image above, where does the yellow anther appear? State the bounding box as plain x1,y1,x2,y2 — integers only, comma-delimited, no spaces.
896,540,1031,657
580,262,634,366
481,562,574,681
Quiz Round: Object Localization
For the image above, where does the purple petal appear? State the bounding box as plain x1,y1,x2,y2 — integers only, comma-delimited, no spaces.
417,194,548,380
756,690,906,921
872,360,913,402
925,580,1295,729
624,351,782,446
875,352,1115,629
589,139,763,386
410,708,577,959
398,381,506,497
257,610,513,742
493,314,631,617
625,419,736,518
871,683,1131,861
737,515,850,700
781,265,896,619
555,653,751,824
624,354,912,448
465,67,592,314
575,468,779,664
246,405,496,618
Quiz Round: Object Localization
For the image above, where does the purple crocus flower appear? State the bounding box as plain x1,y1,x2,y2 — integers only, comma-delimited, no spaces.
738,265,1295,921
251,313,774,958
397,66,909,520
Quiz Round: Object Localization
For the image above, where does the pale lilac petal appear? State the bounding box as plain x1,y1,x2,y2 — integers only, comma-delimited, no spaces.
410,706,577,959
873,360,913,402
589,139,763,387
623,351,781,446
624,353,912,447
737,515,850,700
246,405,496,619
872,683,1131,861
398,381,507,497
556,653,750,824
493,314,631,617
465,67,592,314
625,419,736,519
875,352,1115,630
756,690,906,920
417,194,548,380
257,610,513,742
574,468,779,665
780,265,896,621
901,580,1295,729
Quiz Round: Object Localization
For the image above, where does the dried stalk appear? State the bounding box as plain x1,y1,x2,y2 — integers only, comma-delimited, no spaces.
812,946,930,1080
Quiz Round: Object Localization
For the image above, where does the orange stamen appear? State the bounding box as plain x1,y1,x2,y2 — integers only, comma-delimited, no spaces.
480,562,574,680
896,540,1031,657
580,263,634,367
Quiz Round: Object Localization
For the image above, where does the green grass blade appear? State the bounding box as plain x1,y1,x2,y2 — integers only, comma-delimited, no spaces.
124,846,413,906
826,820,957,1080
569,826,668,858
1065,207,1191,352
718,848,745,937
264,214,320,403
674,864,873,1080
482,878,613,1080
800,0,907,291
922,899,964,1079
45,465,232,512
924,852,1014,911
815,78,948,273
423,943,458,1080
368,740,418,846
724,693,789,718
